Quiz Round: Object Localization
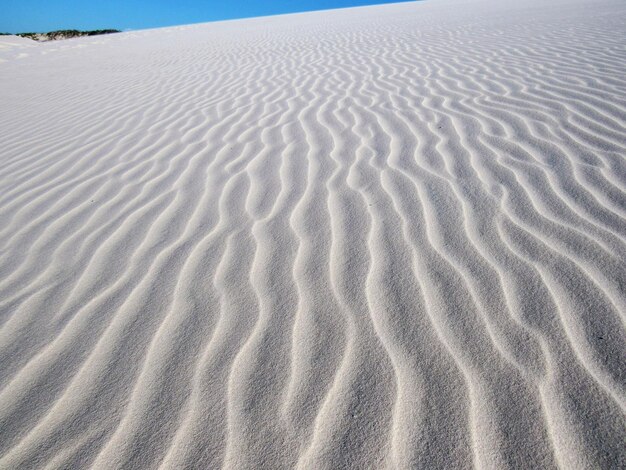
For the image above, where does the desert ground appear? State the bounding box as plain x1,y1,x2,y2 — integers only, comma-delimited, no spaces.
0,0,625,468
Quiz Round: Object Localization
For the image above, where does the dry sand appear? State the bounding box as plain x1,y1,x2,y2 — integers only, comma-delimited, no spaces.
0,0,625,468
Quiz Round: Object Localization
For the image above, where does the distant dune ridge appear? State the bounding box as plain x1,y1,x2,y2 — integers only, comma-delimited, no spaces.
0,0,625,468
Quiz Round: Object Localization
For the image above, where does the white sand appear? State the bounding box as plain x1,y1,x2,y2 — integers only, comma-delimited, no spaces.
0,0,625,468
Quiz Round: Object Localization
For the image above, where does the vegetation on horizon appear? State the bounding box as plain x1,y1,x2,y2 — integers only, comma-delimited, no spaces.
0,29,120,41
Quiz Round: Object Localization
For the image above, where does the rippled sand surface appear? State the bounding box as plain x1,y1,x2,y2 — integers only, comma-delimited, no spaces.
0,0,625,468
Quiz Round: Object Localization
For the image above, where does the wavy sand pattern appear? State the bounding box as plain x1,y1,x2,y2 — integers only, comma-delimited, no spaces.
1,0,625,468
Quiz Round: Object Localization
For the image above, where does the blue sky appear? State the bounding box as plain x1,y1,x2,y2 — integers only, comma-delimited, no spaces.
1,0,416,33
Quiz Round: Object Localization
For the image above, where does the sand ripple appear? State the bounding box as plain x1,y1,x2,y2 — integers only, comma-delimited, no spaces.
0,0,625,468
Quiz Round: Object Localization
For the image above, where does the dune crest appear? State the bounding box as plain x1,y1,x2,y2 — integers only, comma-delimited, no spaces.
0,0,625,468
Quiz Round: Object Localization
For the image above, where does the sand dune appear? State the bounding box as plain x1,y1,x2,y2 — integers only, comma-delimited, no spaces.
0,0,625,468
